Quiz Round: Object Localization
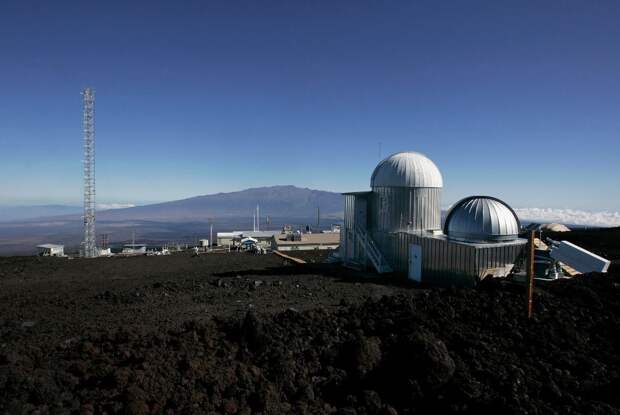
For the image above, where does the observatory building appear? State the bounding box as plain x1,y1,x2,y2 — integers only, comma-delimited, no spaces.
341,151,526,286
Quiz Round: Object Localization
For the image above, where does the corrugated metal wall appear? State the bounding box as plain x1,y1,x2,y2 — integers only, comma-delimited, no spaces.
367,186,441,274
341,195,354,263
474,243,525,278
369,187,441,233
387,232,526,286
343,189,525,286
342,194,368,265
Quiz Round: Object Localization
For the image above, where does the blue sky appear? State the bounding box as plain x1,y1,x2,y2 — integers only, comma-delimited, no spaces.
0,0,619,212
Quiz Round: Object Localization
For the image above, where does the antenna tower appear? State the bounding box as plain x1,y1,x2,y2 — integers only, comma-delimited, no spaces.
82,87,97,257
256,204,260,232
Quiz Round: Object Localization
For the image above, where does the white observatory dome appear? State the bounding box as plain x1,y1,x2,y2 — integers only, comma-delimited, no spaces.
444,196,521,243
371,152,443,188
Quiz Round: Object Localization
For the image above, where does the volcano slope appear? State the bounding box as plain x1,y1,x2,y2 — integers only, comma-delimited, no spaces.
1,252,619,414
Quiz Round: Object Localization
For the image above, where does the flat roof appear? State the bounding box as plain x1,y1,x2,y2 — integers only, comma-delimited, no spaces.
219,231,281,238
275,233,340,246
37,244,63,249
217,232,243,237
240,231,281,238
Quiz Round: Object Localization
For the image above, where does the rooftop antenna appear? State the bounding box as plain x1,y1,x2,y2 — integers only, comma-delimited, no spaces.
256,204,260,232
208,216,214,249
317,206,320,229
82,87,97,258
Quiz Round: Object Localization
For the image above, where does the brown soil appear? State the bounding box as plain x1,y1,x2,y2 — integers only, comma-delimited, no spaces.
1,251,620,414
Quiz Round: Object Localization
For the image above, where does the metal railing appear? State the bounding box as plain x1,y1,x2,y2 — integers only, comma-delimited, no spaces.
354,226,393,273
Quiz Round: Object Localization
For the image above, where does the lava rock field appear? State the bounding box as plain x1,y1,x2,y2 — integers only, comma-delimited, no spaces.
1,249,619,414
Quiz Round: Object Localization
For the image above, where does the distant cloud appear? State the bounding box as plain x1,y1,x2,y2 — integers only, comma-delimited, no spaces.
514,208,620,227
97,203,135,210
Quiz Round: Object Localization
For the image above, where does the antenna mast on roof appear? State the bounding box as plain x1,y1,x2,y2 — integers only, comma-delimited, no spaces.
82,87,97,258
317,207,320,229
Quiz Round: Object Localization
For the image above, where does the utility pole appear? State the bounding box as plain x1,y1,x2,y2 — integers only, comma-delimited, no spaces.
256,204,260,232
527,230,535,319
82,87,97,258
100,234,108,250
316,206,320,230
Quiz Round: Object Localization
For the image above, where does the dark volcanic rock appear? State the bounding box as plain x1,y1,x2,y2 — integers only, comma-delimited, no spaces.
403,329,455,389
1,253,620,413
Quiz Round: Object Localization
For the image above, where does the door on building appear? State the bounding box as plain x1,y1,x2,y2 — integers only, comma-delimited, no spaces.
408,244,422,282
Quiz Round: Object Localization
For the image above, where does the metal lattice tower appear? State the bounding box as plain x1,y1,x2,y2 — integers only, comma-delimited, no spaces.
82,88,97,258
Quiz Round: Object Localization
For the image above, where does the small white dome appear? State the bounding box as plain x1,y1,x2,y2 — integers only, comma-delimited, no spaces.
540,223,571,232
370,152,443,188
444,196,520,243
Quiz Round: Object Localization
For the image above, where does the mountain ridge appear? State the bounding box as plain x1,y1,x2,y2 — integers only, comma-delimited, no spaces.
85,185,343,222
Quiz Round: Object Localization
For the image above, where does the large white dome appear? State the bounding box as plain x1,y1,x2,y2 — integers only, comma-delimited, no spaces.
370,152,443,188
444,196,521,243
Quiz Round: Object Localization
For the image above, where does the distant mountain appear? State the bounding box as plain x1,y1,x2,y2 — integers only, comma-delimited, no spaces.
0,186,344,255
97,185,344,222
0,205,81,222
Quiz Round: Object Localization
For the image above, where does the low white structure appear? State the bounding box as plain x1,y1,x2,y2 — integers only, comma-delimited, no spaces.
199,239,210,248
274,233,340,251
322,224,342,233
218,230,280,250
121,244,147,255
217,232,243,246
238,231,280,250
147,247,170,256
37,244,65,257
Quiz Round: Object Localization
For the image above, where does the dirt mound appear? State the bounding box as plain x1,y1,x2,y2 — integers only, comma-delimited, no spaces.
2,266,620,414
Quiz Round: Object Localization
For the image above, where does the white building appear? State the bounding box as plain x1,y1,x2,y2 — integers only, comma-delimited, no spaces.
98,247,112,257
121,244,147,255
217,230,280,249
273,233,340,251
37,244,65,257
217,232,243,247
237,231,281,250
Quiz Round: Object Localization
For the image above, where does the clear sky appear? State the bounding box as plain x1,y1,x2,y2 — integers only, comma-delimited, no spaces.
0,0,619,212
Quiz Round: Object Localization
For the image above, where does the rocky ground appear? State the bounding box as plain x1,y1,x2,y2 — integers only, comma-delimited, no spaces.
1,245,620,414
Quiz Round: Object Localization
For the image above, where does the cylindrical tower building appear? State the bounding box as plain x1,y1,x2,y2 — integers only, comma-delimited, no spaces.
369,151,443,234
